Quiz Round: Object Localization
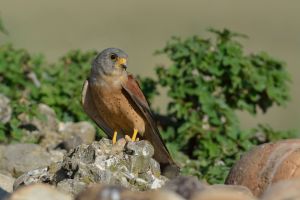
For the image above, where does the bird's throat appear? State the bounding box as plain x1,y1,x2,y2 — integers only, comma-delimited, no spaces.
91,72,128,90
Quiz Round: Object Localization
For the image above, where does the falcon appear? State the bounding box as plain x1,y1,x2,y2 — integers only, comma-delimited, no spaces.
81,48,178,176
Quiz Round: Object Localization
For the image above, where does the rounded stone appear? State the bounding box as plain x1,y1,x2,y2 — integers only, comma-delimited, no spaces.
261,179,300,200
190,184,256,200
226,139,300,196
10,184,72,200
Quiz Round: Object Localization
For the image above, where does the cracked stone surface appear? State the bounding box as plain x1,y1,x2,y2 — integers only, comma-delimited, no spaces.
14,138,168,196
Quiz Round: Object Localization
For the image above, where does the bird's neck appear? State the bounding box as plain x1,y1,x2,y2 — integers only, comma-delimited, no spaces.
90,70,128,89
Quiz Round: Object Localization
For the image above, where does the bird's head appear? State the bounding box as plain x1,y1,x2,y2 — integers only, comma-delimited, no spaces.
92,48,128,77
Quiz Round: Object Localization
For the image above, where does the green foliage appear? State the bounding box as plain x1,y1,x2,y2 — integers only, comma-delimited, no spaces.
0,44,96,141
39,50,97,121
0,44,43,141
139,28,294,183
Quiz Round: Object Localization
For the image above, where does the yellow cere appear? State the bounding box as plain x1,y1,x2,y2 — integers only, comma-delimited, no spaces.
117,58,127,65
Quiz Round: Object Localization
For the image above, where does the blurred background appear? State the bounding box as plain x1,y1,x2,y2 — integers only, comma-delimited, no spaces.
0,0,299,132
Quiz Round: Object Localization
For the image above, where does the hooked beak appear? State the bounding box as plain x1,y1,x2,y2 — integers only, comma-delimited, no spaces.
117,58,127,70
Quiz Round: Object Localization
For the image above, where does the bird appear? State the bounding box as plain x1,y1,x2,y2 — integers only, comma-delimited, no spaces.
81,48,179,177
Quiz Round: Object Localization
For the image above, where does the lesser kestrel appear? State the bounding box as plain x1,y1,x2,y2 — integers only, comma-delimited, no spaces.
81,48,178,177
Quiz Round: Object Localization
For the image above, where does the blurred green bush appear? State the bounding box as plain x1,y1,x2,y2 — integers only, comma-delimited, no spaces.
0,45,96,141
0,28,296,183
138,29,296,183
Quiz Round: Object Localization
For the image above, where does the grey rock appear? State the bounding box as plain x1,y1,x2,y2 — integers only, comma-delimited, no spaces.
39,121,96,151
18,104,59,144
75,184,124,200
0,145,5,163
14,138,168,196
57,179,86,196
163,176,207,199
9,183,72,200
0,94,12,123
35,104,59,131
38,130,62,150
48,150,66,164
0,173,15,193
58,121,96,151
17,104,96,151
127,140,154,158
0,144,54,177
13,167,50,190
18,104,58,132
75,184,184,200
127,140,157,176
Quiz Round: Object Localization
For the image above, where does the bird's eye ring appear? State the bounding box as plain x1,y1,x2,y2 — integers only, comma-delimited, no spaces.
110,54,117,61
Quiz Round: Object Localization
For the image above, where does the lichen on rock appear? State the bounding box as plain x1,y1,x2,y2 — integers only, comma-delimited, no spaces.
14,138,168,196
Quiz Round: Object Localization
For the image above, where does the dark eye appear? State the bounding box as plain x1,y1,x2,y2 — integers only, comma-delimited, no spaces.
110,54,117,61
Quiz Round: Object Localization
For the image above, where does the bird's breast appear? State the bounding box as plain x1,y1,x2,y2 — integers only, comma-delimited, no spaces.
90,83,145,135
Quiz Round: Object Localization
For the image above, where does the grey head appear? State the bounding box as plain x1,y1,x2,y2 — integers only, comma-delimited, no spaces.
91,48,128,78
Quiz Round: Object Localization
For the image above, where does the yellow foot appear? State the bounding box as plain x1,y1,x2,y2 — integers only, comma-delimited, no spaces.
112,131,117,144
125,128,139,142
132,128,138,141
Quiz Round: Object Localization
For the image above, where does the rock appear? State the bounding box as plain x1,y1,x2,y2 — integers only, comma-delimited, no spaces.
57,179,86,196
38,130,62,150
119,190,184,200
14,138,168,196
0,143,55,177
163,176,207,199
225,139,300,196
190,184,256,200
9,183,72,200
57,121,96,151
145,190,185,200
0,94,12,124
0,94,12,123
18,104,58,132
75,184,184,200
18,104,59,144
260,179,300,200
126,140,155,175
48,149,66,163
17,103,96,151
0,173,15,193
13,167,50,190
39,120,96,151
0,145,5,163
75,184,124,200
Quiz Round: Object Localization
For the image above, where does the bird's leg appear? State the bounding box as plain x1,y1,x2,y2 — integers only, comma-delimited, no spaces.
125,128,139,142
132,128,138,141
112,131,118,144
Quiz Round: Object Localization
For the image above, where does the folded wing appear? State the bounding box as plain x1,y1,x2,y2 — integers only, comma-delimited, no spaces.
121,74,176,166
81,79,114,138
